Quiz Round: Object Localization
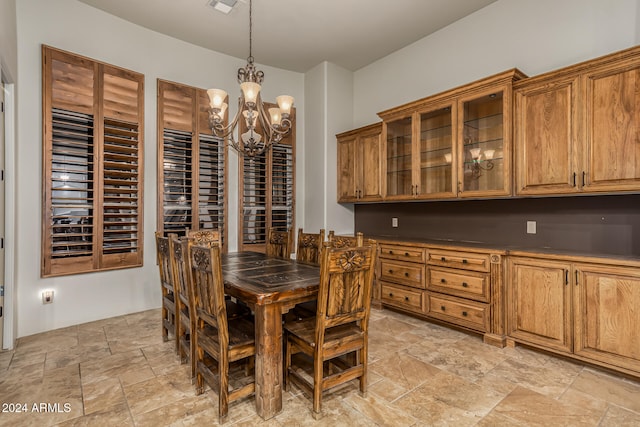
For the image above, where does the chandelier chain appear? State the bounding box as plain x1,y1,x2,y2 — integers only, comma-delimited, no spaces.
248,0,253,62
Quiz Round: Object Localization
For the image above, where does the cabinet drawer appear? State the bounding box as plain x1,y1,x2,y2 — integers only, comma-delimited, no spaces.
379,244,426,263
428,250,490,272
427,293,489,332
379,259,425,289
381,283,425,313
428,267,489,302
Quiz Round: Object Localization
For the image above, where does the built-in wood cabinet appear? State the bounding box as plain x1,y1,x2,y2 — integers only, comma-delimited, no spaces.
375,240,506,346
507,253,640,378
379,69,526,201
506,257,572,353
337,123,382,202
515,46,640,195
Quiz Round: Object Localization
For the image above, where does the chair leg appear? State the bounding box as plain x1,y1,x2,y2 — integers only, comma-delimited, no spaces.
359,348,367,396
312,354,323,418
195,346,205,395
218,360,229,423
161,307,168,342
283,337,291,392
190,332,197,381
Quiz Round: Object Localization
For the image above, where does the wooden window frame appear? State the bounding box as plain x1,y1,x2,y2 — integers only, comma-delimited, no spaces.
238,105,296,253
42,46,144,277
156,79,228,249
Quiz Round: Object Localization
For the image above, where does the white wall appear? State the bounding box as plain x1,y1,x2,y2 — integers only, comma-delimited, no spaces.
353,0,640,126
0,0,17,81
16,0,304,337
302,62,355,236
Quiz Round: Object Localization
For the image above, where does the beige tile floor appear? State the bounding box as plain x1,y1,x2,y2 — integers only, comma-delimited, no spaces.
1,307,640,426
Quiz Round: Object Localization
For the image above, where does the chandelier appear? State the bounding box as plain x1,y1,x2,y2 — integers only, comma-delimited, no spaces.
207,0,294,157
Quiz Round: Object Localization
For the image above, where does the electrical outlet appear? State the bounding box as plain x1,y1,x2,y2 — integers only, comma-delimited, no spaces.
42,290,54,304
391,217,398,228
526,221,537,234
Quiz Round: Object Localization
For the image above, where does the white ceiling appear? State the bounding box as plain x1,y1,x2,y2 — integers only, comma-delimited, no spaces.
77,0,497,73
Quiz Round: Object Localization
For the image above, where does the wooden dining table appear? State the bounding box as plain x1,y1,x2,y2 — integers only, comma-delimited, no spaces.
221,251,320,420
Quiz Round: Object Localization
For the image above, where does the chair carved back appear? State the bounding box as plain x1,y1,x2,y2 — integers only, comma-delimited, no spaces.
266,228,292,259
156,232,174,291
296,228,325,265
327,231,364,249
189,243,228,344
316,239,377,333
170,236,193,310
187,229,221,247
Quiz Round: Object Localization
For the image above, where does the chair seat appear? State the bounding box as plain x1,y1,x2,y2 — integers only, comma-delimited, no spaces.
226,299,251,320
285,318,363,350
200,316,255,349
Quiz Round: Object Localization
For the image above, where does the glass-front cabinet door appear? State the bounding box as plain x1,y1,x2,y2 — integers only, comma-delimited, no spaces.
417,105,456,197
385,116,415,198
458,90,511,196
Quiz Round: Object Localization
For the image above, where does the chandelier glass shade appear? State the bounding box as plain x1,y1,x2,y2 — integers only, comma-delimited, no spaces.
207,0,294,157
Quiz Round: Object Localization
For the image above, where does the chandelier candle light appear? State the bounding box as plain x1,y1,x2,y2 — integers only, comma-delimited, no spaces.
207,0,294,157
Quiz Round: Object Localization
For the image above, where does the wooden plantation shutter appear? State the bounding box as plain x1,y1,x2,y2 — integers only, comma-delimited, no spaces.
42,46,144,277
157,80,227,247
239,104,295,252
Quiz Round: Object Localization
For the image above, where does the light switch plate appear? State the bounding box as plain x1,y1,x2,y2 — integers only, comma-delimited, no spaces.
392,217,398,228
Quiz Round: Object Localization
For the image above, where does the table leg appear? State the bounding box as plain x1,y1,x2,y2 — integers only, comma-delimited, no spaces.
254,303,283,419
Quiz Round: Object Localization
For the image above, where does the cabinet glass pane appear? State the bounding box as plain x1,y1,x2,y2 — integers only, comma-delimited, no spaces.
419,107,453,194
386,117,413,196
462,92,504,192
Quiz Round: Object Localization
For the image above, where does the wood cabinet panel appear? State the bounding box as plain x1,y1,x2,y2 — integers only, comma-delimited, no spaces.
379,259,425,289
428,267,489,302
507,257,572,353
337,123,382,202
427,293,489,332
585,64,640,191
428,249,490,272
514,77,580,194
381,282,425,313
574,264,640,373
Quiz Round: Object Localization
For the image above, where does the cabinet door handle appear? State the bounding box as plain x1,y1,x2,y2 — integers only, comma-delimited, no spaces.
565,270,569,286
440,278,446,283
404,272,409,277
462,282,468,288
462,259,468,264
582,171,586,187
389,293,394,297
405,252,410,257
389,250,394,255
575,270,579,286
462,311,468,317
404,296,409,302
440,305,446,311
388,269,394,274
441,257,446,262
573,172,576,187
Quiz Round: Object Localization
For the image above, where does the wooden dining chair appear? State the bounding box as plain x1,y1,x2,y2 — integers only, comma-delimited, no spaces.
327,231,364,248
155,231,178,351
265,228,292,259
296,228,326,265
173,236,252,380
190,242,256,423
283,239,378,419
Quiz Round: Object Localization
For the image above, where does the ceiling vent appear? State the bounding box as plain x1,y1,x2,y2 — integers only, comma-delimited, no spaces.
207,0,238,14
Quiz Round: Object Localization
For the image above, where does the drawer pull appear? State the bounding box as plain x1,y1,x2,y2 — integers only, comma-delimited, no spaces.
389,250,394,255
405,252,410,256
440,305,446,311
440,278,446,283
404,272,409,277
441,257,446,261
404,297,409,302
388,269,393,274
462,311,468,317
389,293,394,297
462,282,468,288
462,259,468,264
